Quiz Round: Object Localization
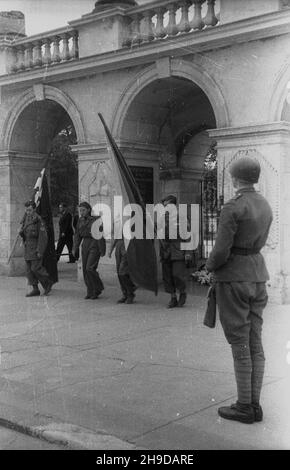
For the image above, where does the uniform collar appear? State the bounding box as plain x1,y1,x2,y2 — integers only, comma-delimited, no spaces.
236,187,256,194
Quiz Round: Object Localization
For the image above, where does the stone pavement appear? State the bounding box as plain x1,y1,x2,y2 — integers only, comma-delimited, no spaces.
0,262,289,450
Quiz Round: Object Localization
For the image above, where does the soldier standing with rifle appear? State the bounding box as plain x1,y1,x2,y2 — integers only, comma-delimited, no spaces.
206,156,273,424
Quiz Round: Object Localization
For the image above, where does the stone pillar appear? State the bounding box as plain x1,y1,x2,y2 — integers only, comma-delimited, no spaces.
208,122,290,304
69,6,132,57
75,141,160,209
74,142,160,279
0,151,46,276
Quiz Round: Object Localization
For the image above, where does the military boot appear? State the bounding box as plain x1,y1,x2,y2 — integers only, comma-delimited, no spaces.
177,292,187,307
125,295,135,304
26,286,40,297
218,401,255,424
167,296,178,309
43,279,53,296
252,403,263,422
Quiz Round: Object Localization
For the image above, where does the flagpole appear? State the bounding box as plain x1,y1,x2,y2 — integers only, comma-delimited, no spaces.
6,157,50,265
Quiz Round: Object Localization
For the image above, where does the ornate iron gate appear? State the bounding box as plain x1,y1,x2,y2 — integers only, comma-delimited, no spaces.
201,145,218,259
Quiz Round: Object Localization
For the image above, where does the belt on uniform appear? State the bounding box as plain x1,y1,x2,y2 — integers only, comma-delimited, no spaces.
231,247,260,256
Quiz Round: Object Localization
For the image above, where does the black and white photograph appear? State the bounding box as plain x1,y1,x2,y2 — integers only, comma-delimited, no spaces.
0,0,289,457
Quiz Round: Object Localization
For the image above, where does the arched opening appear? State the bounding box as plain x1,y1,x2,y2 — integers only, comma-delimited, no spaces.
9,99,78,275
281,81,290,121
118,75,217,266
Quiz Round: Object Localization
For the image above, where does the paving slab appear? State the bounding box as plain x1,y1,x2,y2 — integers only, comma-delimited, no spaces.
0,263,289,450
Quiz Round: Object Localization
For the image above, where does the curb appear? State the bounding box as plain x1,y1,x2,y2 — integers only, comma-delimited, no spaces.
0,417,69,448
0,417,138,450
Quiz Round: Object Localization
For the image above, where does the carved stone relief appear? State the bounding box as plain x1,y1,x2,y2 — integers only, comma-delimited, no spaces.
80,160,115,211
219,148,279,250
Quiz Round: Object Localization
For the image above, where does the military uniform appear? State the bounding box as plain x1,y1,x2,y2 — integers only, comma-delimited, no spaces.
20,213,51,291
206,170,273,423
110,239,136,303
159,203,192,308
56,210,74,262
74,215,106,299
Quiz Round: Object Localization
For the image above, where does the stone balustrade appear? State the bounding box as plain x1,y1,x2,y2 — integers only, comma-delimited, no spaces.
123,0,219,47
8,27,79,73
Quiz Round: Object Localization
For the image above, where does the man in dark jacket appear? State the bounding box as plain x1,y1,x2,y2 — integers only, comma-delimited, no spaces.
73,201,106,299
206,156,273,424
19,200,53,297
109,238,137,304
159,195,192,308
56,203,75,263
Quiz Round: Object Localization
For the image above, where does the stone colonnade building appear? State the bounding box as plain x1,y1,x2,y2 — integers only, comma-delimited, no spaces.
0,0,290,302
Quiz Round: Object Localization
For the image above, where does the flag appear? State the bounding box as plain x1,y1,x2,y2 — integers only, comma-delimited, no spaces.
98,113,158,294
34,168,58,283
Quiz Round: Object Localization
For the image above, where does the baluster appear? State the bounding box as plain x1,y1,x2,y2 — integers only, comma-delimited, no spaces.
52,36,61,62
43,39,52,65
26,44,34,69
71,31,79,58
155,7,166,39
142,11,154,43
178,1,191,33
61,33,70,61
167,3,178,37
17,46,25,70
33,41,42,67
131,14,142,46
203,0,218,26
190,0,204,30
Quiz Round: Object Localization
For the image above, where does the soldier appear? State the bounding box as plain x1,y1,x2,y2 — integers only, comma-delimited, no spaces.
19,200,53,297
73,201,106,299
56,202,75,263
159,195,192,308
206,156,273,424
109,238,137,304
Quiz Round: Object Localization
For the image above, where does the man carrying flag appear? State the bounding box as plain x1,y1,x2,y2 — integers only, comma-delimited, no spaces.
18,168,57,296
19,200,53,296
98,113,158,296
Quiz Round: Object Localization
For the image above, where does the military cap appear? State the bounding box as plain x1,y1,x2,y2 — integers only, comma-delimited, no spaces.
24,200,36,209
161,194,177,205
229,157,261,184
79,201,92,212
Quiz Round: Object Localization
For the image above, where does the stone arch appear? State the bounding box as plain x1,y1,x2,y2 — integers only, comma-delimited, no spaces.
268,59,290,121
3,84,85,150
111,59,230,137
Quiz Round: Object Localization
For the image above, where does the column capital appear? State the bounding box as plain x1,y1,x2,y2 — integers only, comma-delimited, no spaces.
72,143,109,161
208,121,290,143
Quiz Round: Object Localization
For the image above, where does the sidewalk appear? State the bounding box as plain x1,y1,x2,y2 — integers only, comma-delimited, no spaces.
0,262,289,450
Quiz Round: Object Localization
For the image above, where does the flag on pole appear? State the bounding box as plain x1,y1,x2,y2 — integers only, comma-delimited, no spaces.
34,168,58,283
98,113,158,294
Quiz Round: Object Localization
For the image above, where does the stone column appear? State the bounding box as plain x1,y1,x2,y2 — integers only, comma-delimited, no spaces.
208,122,290,304
0,151,46,276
